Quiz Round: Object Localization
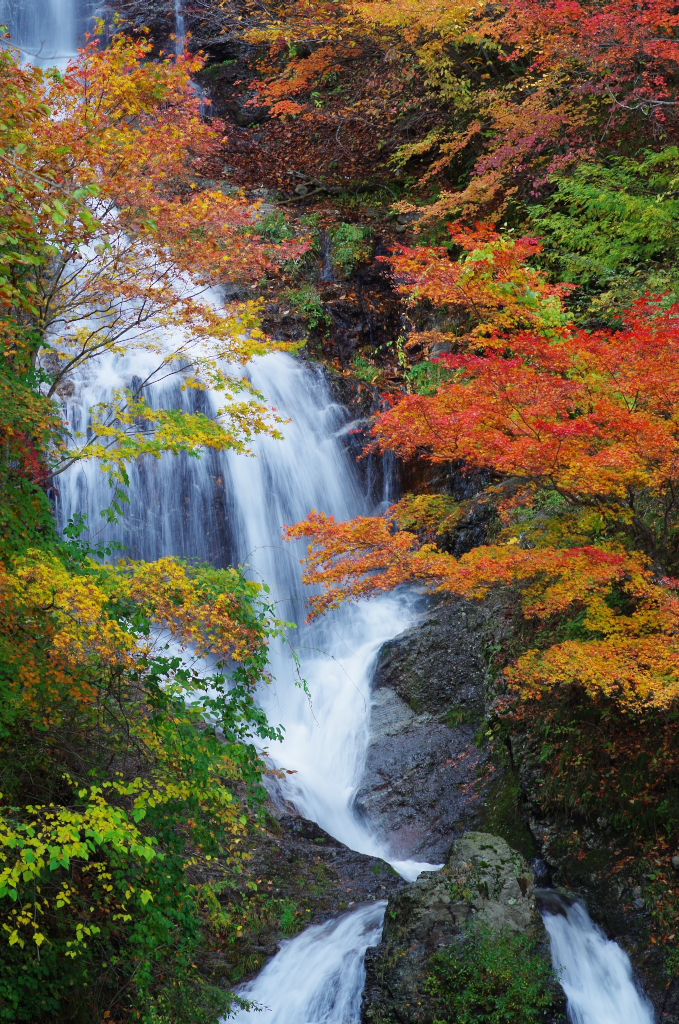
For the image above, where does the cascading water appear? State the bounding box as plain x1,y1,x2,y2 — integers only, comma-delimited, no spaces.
0,0,94,66
56,346,661,1023
174,0,186,55
57,349,431,879
231,902,386,1024
58,347,429,1021
540,892,655,1024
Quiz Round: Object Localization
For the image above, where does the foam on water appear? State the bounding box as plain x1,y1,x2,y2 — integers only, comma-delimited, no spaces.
541,893,655,1024
230,902,386,1024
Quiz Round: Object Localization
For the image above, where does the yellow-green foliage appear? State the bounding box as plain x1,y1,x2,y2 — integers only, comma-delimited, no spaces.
531,150,679,319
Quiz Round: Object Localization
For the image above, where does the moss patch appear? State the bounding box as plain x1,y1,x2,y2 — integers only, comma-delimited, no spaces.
427,925,564,1024
476,770,538,864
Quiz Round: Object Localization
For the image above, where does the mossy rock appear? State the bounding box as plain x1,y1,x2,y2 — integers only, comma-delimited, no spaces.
362,832,563,1024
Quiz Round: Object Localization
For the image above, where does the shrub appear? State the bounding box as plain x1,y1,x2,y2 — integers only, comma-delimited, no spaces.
352,355,382,383
329,222,372,275
427,924,561,1024
286,285,331,329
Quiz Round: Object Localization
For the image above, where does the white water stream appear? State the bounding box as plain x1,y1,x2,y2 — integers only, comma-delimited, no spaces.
542,894,655,1024
174,0,186,55
57,351,430,877
0,0,94,66
57,347,431,1019
13,4,660,1015
231,902,386,1024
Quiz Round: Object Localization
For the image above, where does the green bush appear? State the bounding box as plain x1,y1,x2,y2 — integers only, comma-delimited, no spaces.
352,355,382,383
329,222,372,275
202,60,238,79
286,285,331,329
405,359,454,395
427,924,561,1024
250,210,297,242
530,149,679,319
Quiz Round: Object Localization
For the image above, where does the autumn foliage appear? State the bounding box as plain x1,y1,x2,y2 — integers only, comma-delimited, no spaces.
216,0,679,222
288,220,679,712
387,223,572,342
4,0,679,1009
0,34,309,490
0,34,299,1022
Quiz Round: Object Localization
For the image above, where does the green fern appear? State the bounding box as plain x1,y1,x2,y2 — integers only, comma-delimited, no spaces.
530,149,679,318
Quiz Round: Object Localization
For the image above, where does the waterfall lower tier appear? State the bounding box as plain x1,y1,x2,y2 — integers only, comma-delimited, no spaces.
541,891,654,1024
231,902,385,1024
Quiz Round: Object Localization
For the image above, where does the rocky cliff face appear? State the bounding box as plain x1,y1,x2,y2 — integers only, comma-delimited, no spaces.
361,832,562,1024
357,589,674,1020
354,596,521,863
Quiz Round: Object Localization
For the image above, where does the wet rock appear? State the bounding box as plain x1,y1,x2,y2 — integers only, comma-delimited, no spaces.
252,811,405,913
369,600,488,718
225,809,405,982
355,690,487,862
361,833,549,1024
354,598,517,862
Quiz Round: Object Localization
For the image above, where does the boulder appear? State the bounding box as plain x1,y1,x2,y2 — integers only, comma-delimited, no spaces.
353,600,498,862
362,832,547,1024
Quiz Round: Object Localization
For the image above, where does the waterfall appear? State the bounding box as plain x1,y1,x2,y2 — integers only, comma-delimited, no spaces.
11,2,664,1019
174,0,186,55
540,892,655,1024
57,347,660,1023
57,350,434,881
0,0,94,66
231,902,385,1024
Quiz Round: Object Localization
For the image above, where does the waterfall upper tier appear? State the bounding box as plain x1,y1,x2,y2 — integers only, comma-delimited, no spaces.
1,0,96,66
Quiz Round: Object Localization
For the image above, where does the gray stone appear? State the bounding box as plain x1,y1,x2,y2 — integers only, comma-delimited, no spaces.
354,599,505,862
254,202,278,217
442,832,540,933
362,832,549,1024
430,341,453,355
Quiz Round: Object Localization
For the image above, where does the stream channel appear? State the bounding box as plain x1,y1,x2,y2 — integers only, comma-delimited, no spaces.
57,350,656,1024
3,2,662,1018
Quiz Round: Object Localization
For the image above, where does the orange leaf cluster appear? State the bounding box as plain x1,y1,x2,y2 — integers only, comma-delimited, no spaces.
386,223,573,341
287,514,679,706
374,298,679,519
288,230,679,707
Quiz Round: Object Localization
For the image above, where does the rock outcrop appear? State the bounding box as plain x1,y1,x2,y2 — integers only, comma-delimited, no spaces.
225,810,405,982
361,832,554,1024
354,597,518,862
